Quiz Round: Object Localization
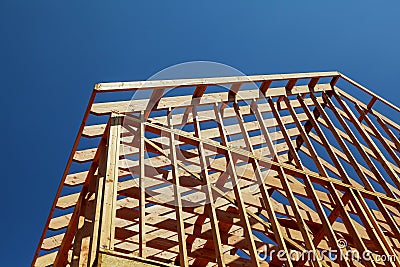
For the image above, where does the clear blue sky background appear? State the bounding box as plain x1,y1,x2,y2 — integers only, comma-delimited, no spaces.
0,1,399,266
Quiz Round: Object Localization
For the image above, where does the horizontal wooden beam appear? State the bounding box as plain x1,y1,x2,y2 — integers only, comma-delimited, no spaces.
91,84,331,115
94,71,339,92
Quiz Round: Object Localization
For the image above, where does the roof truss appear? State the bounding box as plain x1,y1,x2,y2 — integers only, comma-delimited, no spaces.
32,72,400,267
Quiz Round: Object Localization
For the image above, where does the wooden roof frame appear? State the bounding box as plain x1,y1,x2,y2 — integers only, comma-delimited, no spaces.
32,71,400,267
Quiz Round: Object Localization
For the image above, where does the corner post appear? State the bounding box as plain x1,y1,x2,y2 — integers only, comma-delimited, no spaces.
99,112,122,251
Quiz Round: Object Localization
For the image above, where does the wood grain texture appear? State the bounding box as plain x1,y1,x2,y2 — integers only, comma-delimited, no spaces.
32,72,400,267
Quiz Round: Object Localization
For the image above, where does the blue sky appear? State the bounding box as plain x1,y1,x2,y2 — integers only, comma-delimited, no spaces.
0,1,399,265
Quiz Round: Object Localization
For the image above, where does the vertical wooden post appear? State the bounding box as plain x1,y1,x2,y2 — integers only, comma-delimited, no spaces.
266,98,322,267
297,96,369,250
139,111,147,258
192,106,226,267
212,103,260,267
99,112,122,251
167,108,189,267
281,96,349,267
282,97,348,266
239,101,294,267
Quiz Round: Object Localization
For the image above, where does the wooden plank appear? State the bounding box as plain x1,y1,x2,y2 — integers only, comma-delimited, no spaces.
34,252,57,267
285,78,298,90
308,77,320,89
330,92,400,187
73,148,97,163
239,101,294,267
212,103,260,267
308,93,398,266
268,98,322,267
259,80,272,94
219,83,242,113
95,71,339,91
82,124,106,138
71,191,95,266
354,105,400,167
91,84,332,115
98,250,170,267
139,111,146,258
336,88,400,131
297,95,378,267
376,117,400,152
42,233,65,251
65,171,88,186
88,142,107,266
167,108,189,267
192,105,226,267
282,96,349,267
144,88,166,119
100,113,122,250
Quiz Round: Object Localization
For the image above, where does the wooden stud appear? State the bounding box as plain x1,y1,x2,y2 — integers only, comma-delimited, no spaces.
100,113,122,251
241,101,294,267
297,95,378,267
309,93,398,266
139,111,147,258
268,98,322,267
308,77,320,89
329,92,400,188
354,105,400,167
282,96,349,267
259,80,272,95
167,108,189,267
212,103,260,267
142,136,312,257
192,105,226,267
